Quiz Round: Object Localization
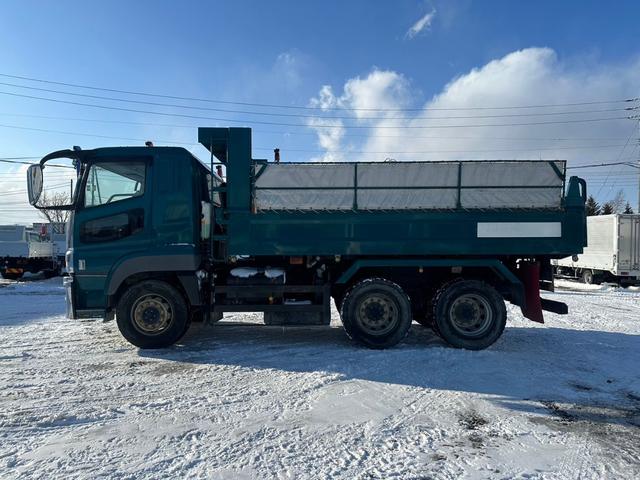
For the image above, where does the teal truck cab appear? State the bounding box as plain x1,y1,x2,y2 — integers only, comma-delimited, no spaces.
27,127,587,350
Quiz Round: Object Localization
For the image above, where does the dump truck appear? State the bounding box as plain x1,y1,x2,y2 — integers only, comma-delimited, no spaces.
0,223,66,280
554,214,640,285
26,127,587,350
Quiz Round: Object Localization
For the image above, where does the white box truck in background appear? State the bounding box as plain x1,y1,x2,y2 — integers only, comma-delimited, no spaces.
0,223,67,280
554,214,640,285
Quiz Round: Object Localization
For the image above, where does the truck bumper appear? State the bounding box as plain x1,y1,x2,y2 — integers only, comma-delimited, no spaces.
63,275,77,319
63,275,104,319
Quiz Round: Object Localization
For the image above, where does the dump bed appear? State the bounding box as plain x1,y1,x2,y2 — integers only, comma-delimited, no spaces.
253,160,565,211
199,127,587,259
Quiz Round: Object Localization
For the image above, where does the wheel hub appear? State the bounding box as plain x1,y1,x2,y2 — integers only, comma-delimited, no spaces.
131,295,173,335
364,302,385,321
449,293,493,337
357,294,398,336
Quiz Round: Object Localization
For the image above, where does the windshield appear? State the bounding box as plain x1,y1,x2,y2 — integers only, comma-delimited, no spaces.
84,162,145,207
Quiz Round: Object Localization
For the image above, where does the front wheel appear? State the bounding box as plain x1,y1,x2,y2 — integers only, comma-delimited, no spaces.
340,278,412,349
433,280,506,350
116,280,190,349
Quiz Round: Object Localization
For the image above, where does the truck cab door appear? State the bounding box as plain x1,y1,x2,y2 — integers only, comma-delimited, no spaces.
70,157,151,315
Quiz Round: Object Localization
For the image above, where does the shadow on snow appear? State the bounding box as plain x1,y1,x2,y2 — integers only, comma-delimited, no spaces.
139,321,640,429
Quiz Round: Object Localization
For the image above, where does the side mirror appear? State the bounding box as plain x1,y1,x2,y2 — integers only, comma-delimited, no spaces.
27,164,43,206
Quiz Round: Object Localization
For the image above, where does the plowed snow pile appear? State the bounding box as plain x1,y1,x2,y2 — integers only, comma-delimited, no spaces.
1,278,639,479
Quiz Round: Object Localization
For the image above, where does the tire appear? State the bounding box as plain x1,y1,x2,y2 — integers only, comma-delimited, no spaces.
1,271,22,281
116,280,190,349
340,278,412,349
43,269,57,279
433,280,506,350
581,269,594,285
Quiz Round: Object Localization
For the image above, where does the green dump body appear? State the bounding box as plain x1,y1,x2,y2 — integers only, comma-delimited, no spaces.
199,127,587,260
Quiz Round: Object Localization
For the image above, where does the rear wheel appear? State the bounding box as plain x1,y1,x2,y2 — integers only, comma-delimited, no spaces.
433,280,506,350
340,278,412,349
581,269,594,284
116,280,190,349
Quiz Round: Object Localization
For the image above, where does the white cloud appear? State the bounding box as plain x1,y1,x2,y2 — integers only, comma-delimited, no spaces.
406,9,437,39
306,71,412,161
341,70,412,119
306,48,640,203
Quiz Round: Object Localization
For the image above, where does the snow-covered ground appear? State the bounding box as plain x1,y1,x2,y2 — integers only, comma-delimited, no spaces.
1,278,639,479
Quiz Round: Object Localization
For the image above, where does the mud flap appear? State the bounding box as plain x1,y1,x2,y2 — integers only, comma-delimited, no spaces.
519,261,544,323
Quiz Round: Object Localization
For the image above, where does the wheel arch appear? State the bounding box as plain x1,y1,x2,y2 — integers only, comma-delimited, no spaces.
105,255,202,309
335,259,525,308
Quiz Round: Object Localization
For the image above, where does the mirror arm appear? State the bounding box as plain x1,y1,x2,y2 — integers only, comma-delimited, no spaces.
29,149,87,209
39,149,83,167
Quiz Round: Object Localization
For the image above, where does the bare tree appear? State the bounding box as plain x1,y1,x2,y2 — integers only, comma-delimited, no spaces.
610,189,626,214
38,192,71,224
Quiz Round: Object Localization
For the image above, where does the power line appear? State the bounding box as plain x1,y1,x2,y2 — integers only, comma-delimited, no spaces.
1,111,636,142
0,123,633,156
566,160,639,169
0,158,74,168
0,181,71,196
1,72,636,113
0,80,634,121
256,144,631,154
0,158,40,165
0,90,632,130
595,132,636,196
0,123,196,146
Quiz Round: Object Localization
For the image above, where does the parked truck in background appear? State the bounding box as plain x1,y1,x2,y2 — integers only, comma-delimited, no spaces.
0,223,66,280
26,127,587,350
554,214,640,285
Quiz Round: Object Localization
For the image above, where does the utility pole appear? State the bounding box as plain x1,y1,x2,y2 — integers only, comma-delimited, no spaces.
637,119,640,213
628,101,640,212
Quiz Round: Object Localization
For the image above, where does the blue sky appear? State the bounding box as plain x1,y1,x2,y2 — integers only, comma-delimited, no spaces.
1,0,639,222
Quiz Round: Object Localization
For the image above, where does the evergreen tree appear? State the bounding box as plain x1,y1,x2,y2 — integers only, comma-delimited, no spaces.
624,202,634,214
585,195,601,216
601,202,614,215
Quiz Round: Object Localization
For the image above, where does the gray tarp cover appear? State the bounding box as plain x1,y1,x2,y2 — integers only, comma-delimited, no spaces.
254,161,565,210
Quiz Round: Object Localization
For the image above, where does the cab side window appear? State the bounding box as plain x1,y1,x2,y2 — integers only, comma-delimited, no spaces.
84,162,145,207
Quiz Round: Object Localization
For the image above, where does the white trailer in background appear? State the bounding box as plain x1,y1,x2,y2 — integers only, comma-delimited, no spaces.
554,214,640,284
